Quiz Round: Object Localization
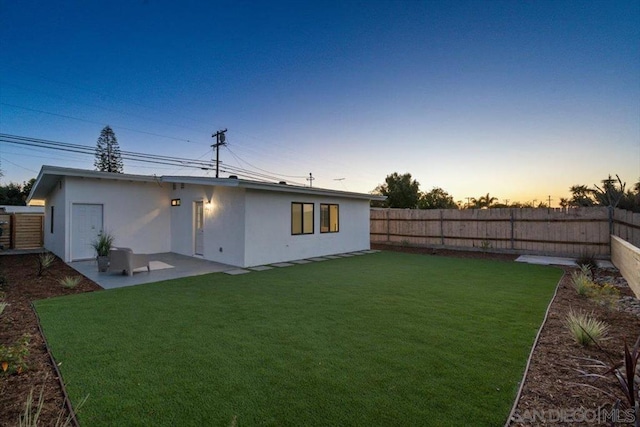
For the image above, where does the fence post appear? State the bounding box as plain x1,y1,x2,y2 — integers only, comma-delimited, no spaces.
510,209,515,250
608,206,614,255
439,210,444,245
386,208,390,243
10,213,16,249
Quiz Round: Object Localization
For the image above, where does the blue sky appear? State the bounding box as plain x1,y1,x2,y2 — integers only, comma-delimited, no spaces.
1,0,638,205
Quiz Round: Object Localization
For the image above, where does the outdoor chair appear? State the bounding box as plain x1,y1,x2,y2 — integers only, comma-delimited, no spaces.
108,247,150,276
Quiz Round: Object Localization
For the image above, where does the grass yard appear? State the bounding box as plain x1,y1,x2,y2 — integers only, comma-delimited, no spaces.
34,252,561,426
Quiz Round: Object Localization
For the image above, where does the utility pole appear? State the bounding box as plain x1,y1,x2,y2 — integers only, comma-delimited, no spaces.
547,195,553,213
307,173,315,187
211,129,227,178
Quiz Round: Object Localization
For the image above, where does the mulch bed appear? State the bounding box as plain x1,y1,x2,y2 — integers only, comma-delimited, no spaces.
0,254,101,426
2,247,639,426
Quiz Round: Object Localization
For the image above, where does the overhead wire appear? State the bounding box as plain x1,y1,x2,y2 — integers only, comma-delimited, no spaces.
0,103,195,143
225,145,308,179
2,82,211,135
0,133,308,185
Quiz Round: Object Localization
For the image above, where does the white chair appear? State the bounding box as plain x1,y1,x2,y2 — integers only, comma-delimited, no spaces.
108,247,150,276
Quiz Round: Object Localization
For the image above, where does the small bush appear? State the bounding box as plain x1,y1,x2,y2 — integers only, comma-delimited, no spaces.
0,333,31,375
575,254,597,273
37,252,56,277
588,283,620,310
59,276,81,289
571,266,594,296
566,309,608,346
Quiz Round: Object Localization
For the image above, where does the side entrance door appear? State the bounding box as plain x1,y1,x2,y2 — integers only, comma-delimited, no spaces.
71,204,103,260
194,201,204,256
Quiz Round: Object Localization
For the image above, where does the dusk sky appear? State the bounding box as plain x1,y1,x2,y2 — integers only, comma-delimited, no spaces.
1,0,638,205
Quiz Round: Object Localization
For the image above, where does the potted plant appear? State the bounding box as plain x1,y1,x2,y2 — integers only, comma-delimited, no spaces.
91,232,114,272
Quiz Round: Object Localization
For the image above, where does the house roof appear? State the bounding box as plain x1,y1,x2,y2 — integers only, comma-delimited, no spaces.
27,165,386,203
27,166,161,202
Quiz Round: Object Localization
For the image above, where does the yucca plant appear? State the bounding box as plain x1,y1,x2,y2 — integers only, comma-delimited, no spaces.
59,276,81,289
90,232,114,257
565,308,608,346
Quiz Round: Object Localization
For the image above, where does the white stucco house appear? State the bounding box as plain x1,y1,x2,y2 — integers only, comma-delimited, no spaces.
27,165,384,268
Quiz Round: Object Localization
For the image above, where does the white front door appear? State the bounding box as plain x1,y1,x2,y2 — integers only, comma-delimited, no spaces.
194,201,204,256
71,204,103,260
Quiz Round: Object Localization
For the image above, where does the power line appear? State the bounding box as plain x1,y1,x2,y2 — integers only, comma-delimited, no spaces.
0,133,311,185
225,146,308,179
0,103,195,143
2,82,212,135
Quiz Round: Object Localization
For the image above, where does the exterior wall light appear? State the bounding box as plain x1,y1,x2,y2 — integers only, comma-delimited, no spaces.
171,198,181,207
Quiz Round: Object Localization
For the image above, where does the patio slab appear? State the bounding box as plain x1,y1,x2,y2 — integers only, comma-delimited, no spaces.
271,262,294,267
249,265,273,271
515,255,614,269
290,259,312,264
224,269,251,275
69,252,235,289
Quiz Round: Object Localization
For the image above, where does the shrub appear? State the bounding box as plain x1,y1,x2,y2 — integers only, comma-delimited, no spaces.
91,232,114,257
589,283,620,310
575,335,640,425
59,276,81,289
0,333,31,375
575,253,597,273
571,266,594,296
565,309,608,346
37,252,56,277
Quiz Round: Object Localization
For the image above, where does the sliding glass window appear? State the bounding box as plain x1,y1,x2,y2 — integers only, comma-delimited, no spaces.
292,202,314,235
320,204,339,233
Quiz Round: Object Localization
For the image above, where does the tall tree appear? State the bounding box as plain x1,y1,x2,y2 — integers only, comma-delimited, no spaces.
418,187,458,209
470,193,498,209
0,182,26,205
94,125,123,173
372,173,421,208
569,185,595,207
21,178,36,201
593,174,625,207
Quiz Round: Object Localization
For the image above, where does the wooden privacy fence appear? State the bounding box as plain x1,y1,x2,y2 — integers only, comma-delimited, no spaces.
370,207,640,258
0,213,44,250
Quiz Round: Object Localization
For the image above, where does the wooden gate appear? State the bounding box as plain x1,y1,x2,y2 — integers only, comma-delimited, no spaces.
0,213,44,250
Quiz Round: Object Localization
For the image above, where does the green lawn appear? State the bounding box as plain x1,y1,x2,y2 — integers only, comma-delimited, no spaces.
35,252,561,426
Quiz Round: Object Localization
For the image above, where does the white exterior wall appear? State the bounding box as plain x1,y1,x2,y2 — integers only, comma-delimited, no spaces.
62,177,171,261
43,178,67,260
169,183,246,267
243,189,371,267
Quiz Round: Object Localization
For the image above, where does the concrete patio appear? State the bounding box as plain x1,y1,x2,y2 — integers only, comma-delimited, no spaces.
69,252,234,289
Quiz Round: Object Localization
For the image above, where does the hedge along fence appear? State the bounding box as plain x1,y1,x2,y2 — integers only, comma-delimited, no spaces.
0,213,44,250
370,207,640,258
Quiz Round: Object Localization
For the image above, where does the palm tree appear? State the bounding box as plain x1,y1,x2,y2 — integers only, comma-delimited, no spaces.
569,185,595,207
559,197,569,209
471,193,498,209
